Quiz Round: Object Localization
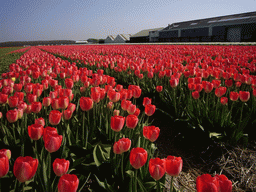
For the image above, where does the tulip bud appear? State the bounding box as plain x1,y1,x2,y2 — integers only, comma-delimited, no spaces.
58,174,79,192
53,158,70,176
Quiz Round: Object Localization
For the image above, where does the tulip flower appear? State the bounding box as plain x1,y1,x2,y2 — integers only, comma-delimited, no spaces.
220,97,228,105
0,93,8,104
35,117,45,127
13,156,38,183
156,86,163,92
126,115,138,129
49,110,62,125
129,147,148,169
110,115,125,132
169,78,179,88
127,103,136,115
108,90,120,102
43,97,52,107
215,87,227,98
58,174,79,192
196,174,219,192
121,100,131,111
149,158,166,180
53,158,70,177
143,97,152,107
6,109,18,123
0,149,11,160
230,91,239,101
113,138,131,154
143,126,160,142
79,97,93,111
59,96,69,110
28,124,44,140
214,174,232,192
145,104,156,116
67,103,76,113
31,101,42,114
192,91,200,99
43,132,63,153
0,153,9,178
239,91,250,102
51,98,59,110
63,109,72,120
8,96,19,108
165,155,183,176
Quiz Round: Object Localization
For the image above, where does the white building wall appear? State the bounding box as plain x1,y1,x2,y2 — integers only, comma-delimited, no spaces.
105,37,115,43
113,35,126,43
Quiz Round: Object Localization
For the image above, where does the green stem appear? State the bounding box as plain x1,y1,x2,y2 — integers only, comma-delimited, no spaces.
157,180,161,192
121,153,124,181
170,176,174,192
82,112,85,147
134,169,138,192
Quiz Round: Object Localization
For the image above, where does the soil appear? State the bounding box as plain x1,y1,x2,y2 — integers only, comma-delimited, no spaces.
152,106,256,192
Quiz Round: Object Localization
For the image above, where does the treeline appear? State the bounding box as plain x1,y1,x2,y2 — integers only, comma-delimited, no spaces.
0,40,76,47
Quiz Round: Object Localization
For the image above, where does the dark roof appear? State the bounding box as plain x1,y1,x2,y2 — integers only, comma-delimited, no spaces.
131,27,164,37
163,11,256,30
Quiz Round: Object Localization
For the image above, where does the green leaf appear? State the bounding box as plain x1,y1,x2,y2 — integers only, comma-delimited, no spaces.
126,170,134,178
144,181,156,190
209,132,222,139
93,143,111,167
42,161,48,189
94,174,115,192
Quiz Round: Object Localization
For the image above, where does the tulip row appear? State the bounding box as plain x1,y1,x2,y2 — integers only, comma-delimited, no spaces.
0,46,184,191
0,45,237,191
39,44,256,145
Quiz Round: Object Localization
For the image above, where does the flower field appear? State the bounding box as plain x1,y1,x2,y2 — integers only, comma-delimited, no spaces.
0,44,256,191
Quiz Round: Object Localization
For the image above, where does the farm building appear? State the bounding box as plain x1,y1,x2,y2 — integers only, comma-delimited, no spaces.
113,34,132,43
104,35,117,43
159,11,256,42
130,28,164,43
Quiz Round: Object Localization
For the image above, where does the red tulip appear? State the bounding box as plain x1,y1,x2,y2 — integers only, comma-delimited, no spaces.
169,78,179,88
53,158,70,176
58,174,79,192
27,93,37,104
188,83,195,91
49,110,62,125
80,97,93,111
143,126,160,142
0,149,11,160
113,138,131,154
214,174,232,192
121,100,131,111
127,103,136,115
220,97,228,105
59,96,69,110
133,108,140,116
212,80,221,88
31,102,42,113
28,124,44,140
230,92,239,101
8,96,19,108
43,97,52,107
108,90,120,102
132,87,141,98
143,97,152,107
126,115,138,129
196,174,219,192
120,89,128,100
129,147,148,169
51,98,59,110
107,101,113,109
192,91,200,99
13,156,38,183
113,109,120,116
63,109,72,120
111,115,125,132
149,158,166,180
239,91,250,102
14,92,24,101
6,109,18,123
67,103,76,113
165,155,183,176
13,83,22,92
65,78,74,89
0,93,8,104
225,79,233,87
43,131,63,153
0,153,9,178
35,117,45,127
215,87,226,98
145,104,156,116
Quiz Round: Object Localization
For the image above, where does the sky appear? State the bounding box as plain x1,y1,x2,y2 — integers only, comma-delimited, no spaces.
0,0,255,42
